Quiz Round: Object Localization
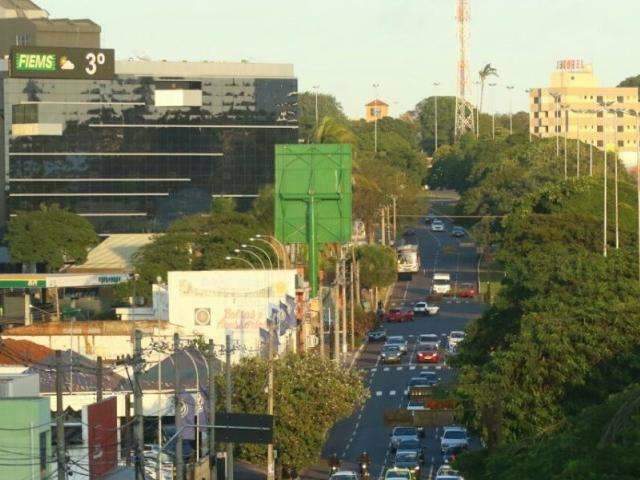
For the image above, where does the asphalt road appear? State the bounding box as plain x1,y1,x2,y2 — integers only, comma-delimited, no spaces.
307,202,486,480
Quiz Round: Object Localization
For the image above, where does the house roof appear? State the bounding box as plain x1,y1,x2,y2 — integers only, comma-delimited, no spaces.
0,338,53,365
68,234,155,274
366,99,389,107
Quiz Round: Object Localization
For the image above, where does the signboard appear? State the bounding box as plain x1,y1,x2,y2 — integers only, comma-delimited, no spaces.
556,59,584,71
0,274,127,289
214,413,274,444
10,46,115,80
275,144,352,244
86,397,118,479
168,270,297,357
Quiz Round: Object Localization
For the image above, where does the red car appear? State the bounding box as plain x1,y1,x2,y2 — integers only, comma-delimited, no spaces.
416,346,442,363
385,308,414,323
457,283,477,298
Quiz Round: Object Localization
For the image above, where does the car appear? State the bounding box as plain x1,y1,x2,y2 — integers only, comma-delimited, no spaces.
418,370,440,385
385,308,414,323
390,426,422,450
416,344,442,364
407,377,432,389
329,471,359,480
431,220,445,232
368,328,387,342
456,283,477,298
380,345,403,364
393,450,422,476
448,331,466,349
436,465,464,480
442,444,468,465
451,226,466,238
396,438,424,456
418,333,440,348
404,228,416,236
440,426,469,453
413,301,440,315
384,467,415,480
386,336,408,353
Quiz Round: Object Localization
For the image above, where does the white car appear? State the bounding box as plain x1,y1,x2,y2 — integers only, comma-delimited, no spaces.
440,426,469,452
432,273,452,295
448,331,466,349
413,301,440,315
436,465,464,480
418,333,440,349
330,471,359,480
386,335,408,354
431,220,445,232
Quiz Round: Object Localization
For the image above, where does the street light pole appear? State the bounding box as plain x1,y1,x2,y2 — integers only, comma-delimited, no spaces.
251,237,281,269
603,107,609,258
313,85,320,126
373,83,380,154
550,92,561,158
433,82,440,152
255,234,288,269
475,80,481,138
506,85,514,135
489,83,497,140
525,89,532,142
242,244,273,269
563,105,568,180
613,109,620,250
235,248,265,269
225,256,255,269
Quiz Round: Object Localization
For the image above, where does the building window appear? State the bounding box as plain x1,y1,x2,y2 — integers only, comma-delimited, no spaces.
617,125,624,132
617,96,624,103
618,140,624,147
616,111,624,118
597,95,604,103
15,33,31,46
597,111,603,118
12,104,38,124
597,125,604,133
533,96,540,104
597,140,604,147
534,112,539,118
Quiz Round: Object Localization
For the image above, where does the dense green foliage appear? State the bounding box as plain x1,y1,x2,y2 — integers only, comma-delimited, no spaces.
618,74,640,88
356,244,397,290
220,353,368,474
429,134,640,477
7,205,98,271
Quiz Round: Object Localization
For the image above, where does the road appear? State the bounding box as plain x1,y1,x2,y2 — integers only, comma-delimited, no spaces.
306,201,485,480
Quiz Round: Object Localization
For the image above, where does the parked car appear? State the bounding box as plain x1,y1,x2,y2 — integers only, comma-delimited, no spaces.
456,283,477,298
386,336,408,353
385,308,414,323
390,426,423,450
431,220,445,232
448,331,466,349
416,345,442,364
417,333,440,349
413,301,440,315
380,345,403,364
368,328,387,342
451,226,466,238
440,426,470,453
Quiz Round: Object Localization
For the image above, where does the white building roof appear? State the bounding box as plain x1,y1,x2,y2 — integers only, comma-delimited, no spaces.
69,233,155,273
115,60,295,79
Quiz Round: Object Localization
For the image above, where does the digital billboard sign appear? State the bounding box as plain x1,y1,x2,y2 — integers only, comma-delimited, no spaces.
9,46,115,80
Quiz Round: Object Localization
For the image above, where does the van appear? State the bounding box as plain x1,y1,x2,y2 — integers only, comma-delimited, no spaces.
432,273,451,294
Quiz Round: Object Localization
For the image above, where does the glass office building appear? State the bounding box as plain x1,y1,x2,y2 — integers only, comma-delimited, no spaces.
0,60,298,233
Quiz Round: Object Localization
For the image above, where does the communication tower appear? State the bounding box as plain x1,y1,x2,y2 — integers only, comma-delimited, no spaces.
455,0,475,138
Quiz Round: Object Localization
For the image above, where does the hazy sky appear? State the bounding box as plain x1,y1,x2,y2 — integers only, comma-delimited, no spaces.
38,0,638,118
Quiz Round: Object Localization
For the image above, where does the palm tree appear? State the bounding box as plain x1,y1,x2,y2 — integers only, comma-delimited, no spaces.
478,63,498,116
313,116,358,145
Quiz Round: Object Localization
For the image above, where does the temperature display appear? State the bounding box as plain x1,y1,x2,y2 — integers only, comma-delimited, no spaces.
10,46,115,80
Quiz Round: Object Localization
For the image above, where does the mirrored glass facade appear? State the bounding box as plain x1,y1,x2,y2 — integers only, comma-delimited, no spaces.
0,71,298,233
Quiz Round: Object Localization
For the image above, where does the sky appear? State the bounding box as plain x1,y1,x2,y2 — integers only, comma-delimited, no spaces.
38,0,639,118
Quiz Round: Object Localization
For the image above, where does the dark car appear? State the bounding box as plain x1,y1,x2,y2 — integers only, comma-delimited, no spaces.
451,226,466,237
368,329,387,342
393,450,422,477
380,345,402,364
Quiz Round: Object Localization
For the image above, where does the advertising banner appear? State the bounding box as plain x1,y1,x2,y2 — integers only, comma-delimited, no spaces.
86,397,118,479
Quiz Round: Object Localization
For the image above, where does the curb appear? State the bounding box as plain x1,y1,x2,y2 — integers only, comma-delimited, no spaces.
348,341,367,370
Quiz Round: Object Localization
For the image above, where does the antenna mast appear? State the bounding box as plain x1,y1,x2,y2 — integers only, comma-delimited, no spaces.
455,0,474,138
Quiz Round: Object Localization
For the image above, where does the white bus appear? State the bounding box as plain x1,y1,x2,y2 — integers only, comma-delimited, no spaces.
397,244,420,273
432,273,451,294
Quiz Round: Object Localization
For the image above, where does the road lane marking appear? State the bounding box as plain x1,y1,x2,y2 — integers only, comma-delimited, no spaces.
409,365,416,370
396,366,402,371
383,367,390,372
436,365,442,370
376,391,382,396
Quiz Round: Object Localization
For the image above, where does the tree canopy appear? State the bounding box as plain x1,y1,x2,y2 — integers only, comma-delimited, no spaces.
6,205,98,271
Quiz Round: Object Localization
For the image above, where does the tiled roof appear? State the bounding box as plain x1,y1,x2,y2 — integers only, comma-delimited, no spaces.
0,338,53,365
366,99,389,107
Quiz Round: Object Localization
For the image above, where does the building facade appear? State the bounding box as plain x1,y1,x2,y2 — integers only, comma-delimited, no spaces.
365,99,389,122
529,60,640,170
0,58,298,233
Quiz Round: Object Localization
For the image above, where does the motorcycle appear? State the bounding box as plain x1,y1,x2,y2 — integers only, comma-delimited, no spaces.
330,464,340,475
360,462,370,479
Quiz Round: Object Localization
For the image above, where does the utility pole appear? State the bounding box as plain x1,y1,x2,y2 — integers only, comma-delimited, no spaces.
96,356,103,402
267,320,275,480
55,350,65,480
225,333,234,480
174,334,184,480
564,107,568,180
332,283,340,362
340,249,348,356
433,82,440,152
349,252,355,351
392,196,397,244
380,208,386,246
318,288,325,358
133,330,144,480
124,394,132,467
207,339,217,480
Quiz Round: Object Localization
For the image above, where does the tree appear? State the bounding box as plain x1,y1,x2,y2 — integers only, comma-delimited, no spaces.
223,353,368,475
356,245,396,289
313,116,358,145
618,74,640,87
298,92,349,142
478,63,498,116
413,96,457,155
6,205,98,271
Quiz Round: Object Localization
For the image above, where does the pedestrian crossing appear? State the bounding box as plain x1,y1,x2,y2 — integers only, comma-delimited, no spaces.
362,364,443,373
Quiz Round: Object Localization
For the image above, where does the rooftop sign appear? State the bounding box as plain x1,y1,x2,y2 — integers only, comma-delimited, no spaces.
556,59,584,71
9,46,115,80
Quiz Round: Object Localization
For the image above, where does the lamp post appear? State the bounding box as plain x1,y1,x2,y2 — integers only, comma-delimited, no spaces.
373,83,380,153
225,256,255,269
250,237,281,269
475,80,481,138
562,104,568,180
433,82,440,152
626,109,640,281
255,234,288,269
241,243,273,269
598,100,615,257
525,89,532,142
506,85,514,135
234,248,265,269
489,82,497,140
312,85,320,126
550,92,561,158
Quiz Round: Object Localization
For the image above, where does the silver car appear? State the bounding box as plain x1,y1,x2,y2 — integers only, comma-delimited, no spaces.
390,426,422,450
418,333,440,349
386,335,408,354
440,426,469,452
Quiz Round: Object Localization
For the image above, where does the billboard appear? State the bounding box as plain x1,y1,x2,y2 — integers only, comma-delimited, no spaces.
168,270,297,356
86,397,118,479
9,46,115,80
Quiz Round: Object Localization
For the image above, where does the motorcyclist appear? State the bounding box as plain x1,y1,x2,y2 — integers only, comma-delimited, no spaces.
328,453,340,473
358,451,370,477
